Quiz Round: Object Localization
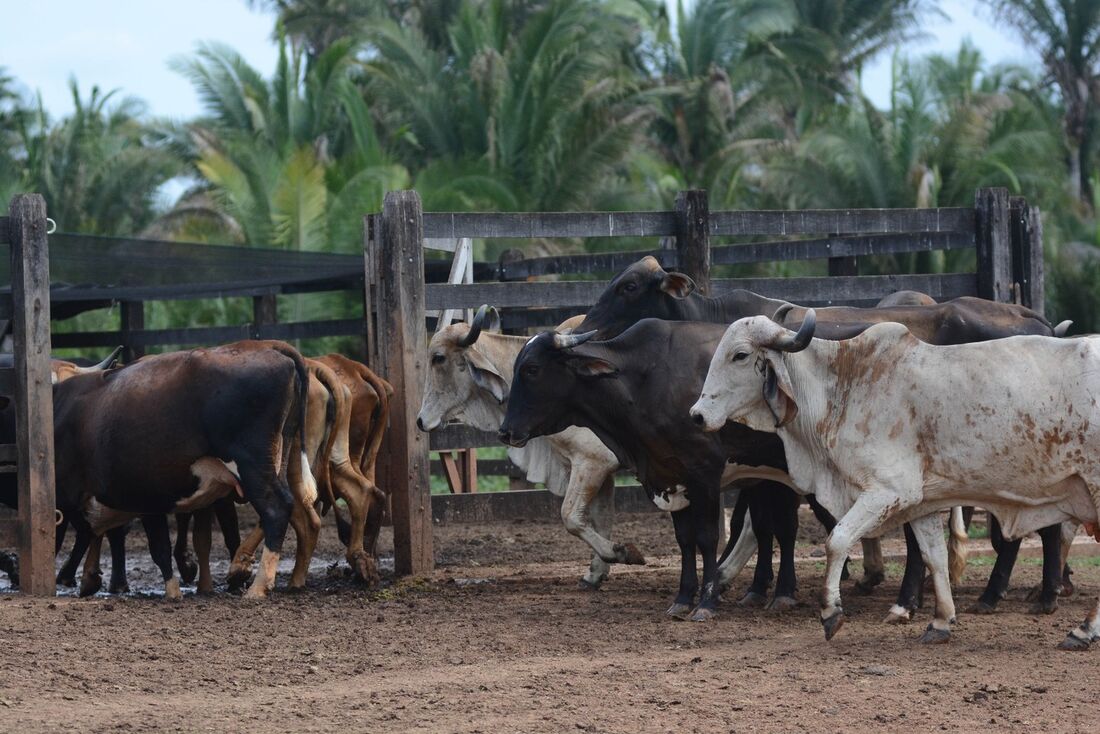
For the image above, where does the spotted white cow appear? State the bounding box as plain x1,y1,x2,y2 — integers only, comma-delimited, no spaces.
690,312,1100,649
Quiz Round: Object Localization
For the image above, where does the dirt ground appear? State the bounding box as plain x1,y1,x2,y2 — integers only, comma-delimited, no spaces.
2,510,1100,733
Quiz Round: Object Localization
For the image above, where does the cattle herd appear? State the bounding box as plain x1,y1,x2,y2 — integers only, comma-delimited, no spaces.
3,254,1100,651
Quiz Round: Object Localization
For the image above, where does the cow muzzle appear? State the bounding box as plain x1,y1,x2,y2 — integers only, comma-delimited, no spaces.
497,428,528,448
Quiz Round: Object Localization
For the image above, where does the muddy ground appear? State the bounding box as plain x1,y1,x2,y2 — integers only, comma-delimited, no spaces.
2,509,1100,733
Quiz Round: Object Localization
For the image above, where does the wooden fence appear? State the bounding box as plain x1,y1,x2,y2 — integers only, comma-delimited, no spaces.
365,187,1044,576
0,195,57,596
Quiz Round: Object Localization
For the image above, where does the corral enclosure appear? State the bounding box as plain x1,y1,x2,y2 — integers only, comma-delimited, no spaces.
0,187,1046,589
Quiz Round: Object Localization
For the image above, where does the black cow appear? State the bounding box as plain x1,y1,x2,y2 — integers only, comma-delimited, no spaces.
49,340,309,599
500,319,807,620
575,256,1075,618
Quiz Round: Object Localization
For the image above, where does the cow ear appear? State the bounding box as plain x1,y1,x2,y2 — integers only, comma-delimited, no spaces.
570,357,618,378
763,356,798,428
659,271,696,299
464,348,508,404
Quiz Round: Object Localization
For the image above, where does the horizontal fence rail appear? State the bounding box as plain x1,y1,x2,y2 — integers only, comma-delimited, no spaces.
51,318,366,350
426,273,977,311
423,206,974,240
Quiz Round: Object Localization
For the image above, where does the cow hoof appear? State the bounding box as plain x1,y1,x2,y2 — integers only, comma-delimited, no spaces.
918,624,951,644
1028,599,1058,616
196,583,215,597
1057,633,1092,651
966,600,997,615
822,611,845,641
853,572,885,594
177,553,198,586
226,565,252,591
79,572,103,598
243,586,269,600
737,591,767,608
56,573,76,588
1060,579,1076,598
577,577,603,592
767,595,798,612
883,605,911,624
666,602,693,620
352,552,380,588
107,579,130,595
689,606,717,622
614,543,646,565
164,578,182,601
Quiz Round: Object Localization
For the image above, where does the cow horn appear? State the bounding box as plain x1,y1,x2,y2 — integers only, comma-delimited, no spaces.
772,309,816,352
772,302,797,325
73,345,124,373
458,305,500,348
552,330,597,350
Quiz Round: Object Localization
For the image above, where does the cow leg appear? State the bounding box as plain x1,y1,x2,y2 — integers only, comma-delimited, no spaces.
57,520,87,588
666,507,698,619
79,532,104,597
577,477,619,590
287,500,320,590
1027,523,1064,615
806,495,855,584
967,516,1016,613
739,489,773,608
908,513,956,644
768,486,799,611
716,495,758,596
228,527,264,591
334,466,378,586
856,538,885,592
173,512,198,585
141,514,181,601
194,508,215,595
240,464,293,599
214,496,241,560
106,524,130,594
1060,522,1077,597
821,489,904,640
886,523,926,624
689,489,722,622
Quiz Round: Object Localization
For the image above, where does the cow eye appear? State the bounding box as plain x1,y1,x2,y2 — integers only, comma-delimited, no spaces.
622,281,637,293
732,352,750,363
431,354,446,366
522,364,540,379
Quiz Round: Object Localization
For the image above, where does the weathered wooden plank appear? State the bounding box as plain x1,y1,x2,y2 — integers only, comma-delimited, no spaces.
711,231,973,265
0,443,16,463
1027,205,1045,316
51,318,367,350
711,207,974,236
0,367,12,394
427,273,978,311
9,194,56,597
429,424,500,451
423,211,678,239
676,190,710,294
0,216,8,245
975,188,1013,303
376,191,433,576
499,248,675,280
1009,197,1045,314
252,294,278,330
0,294,11,320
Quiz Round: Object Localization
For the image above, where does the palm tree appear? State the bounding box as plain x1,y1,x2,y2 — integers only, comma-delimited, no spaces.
362,0,655,213
984,0,1100,203
11,81,179,234
161,36,407,251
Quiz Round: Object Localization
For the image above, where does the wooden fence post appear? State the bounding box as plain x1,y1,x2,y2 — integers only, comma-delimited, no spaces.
9,194,56,597
120,300,145,362
975,188,1013,303
1008,197,1044,314
374,191,433,576
252,294,278,339
675,190,710,295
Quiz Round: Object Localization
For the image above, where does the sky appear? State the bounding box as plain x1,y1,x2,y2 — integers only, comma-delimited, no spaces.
1,0,1039,120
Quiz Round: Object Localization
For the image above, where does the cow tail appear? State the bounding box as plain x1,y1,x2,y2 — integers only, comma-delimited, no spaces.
270,343,317,499
306,361,345,514
947,506,969,587
356,363,392,488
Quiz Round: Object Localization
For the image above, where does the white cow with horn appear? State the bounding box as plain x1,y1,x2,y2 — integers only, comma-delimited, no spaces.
690,310,1100,649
